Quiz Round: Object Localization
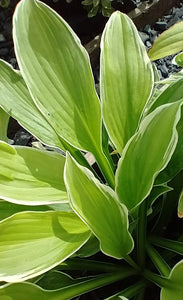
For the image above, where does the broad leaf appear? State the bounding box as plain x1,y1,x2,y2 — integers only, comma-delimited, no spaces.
0,200,51,221
75,235,100,258
100,11,153,153
144,78,183,183
0,269,135,300
0,211,90,282
116,101,182,210
64,153,134,259
13,0,102,155
0,141,67,205
148,21,183,61
0,107,9,143
161,260,183,300
0,60,65,150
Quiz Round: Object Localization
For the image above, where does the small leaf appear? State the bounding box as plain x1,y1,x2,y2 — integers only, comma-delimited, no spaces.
161,260,183,300
0,142,67,205
0,211,90,282
174,52,183,67
116,101,182,210
13,0,102,155
64,153,134,259
0,60,65,150
100,11,153,153
75,235,100,257
148,21,183,61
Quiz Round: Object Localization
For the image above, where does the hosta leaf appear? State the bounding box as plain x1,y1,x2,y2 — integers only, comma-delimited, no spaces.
0,141,67,205
0,211,90,282
100,11,153,153
144,78,183,183
13,0,102,154
148,21,183,61
146,78,183,114
116,101,182,211
0,60,65,150
64,153,134,259
0,200,51,221
161,260,183,300
75,234,100,257
0,270,135,300
174,52,183,68
0,107,9,143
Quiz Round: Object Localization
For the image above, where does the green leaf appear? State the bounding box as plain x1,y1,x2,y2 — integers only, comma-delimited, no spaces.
64,153,133,259
0,60,65,150
0,211,90,282
13,0,102,155
148,21,183,61
161,260,183,300
148,185,173,207
0,200,52,221
0,141,67,205
144,78,183,183
0,107,9,143
116,101,182,211
0,269,135,300
146,78,183,114
36,270,78,290
75,234,100,257
100,11,153,153
174,52,183,67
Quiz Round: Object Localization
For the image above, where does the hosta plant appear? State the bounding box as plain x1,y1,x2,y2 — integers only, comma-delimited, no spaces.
0,0,183,299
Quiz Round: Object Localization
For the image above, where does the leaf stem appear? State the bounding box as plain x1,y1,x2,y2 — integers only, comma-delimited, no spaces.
143,269,169,288
146,243,170,277
106,280,147,299
52,269,138,300
94,148,115,188
59,258,123,273
137,199,148,270
150,235,183,256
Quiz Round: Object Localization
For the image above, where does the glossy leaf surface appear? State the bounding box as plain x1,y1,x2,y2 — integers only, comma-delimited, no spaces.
0,211,90,282
116,102,182,210
148,21,183,61
64,153,133,259
100,11,153,153
0,142,67,205
0,60,65,150
13,0,102,154
161,260,183,300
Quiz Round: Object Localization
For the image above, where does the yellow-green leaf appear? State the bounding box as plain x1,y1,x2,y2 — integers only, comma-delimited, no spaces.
100,11,153,153
64,153,134,259
148,21,183,61
116,101,182,211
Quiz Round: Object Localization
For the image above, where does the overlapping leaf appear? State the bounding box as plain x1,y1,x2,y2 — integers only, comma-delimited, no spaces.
0,141,67,205
161,260,183,300
148,21,183,61
64,153,133,259
0,211,90,282
13,0,102,154
0,269,135,300
116,101,182,211
100,11,153,153
0,60,65,150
